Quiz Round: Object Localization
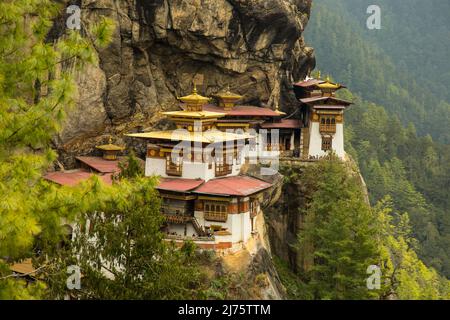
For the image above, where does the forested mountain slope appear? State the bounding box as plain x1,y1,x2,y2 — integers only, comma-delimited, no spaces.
304,0,450,277
306,0,450,143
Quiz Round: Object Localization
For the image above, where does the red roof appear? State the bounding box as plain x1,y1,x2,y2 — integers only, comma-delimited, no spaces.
76,156,121,173
194,176,272,197
44,170,113,186
204,105,280,117
260,119,301,129
157,178,205,193
299,96,352,105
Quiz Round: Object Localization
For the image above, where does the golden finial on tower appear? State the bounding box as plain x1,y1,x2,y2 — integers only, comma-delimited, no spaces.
215,85,242,111
317,70,321,79
177,82,210,111
96,135,125,160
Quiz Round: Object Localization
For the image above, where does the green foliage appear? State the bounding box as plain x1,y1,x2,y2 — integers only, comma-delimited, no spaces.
306,0,450,278
295,157,381,299
118,152,144,179
0,0,115,299
374,198,450,299
42,177,205,300
277,159,449,300
305,0,450,143
273,256,312,300
343,98,450,277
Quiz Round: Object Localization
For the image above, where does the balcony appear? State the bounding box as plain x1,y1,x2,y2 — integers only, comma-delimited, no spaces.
319,124,336,134
204,211,228,222
163,214,191,224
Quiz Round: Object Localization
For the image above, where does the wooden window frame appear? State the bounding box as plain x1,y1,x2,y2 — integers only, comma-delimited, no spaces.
215,154,232,177
321,136,333,151
319,115,337,133
166,154,182,176
204,201,228,222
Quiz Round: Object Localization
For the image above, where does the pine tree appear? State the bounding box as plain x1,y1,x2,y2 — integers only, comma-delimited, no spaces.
297,157,381,299
42,176,204,300
374,198,450,299
0,0,114,299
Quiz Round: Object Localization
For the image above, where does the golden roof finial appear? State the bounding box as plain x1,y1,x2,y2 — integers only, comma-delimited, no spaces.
317,70,321,79
96,136,125,152
326,75,331,82
177,83,210,110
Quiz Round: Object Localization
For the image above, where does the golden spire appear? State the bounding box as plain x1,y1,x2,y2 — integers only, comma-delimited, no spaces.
317,70,321,79
96,136,125,160
177,83,211,111
215,85,242,111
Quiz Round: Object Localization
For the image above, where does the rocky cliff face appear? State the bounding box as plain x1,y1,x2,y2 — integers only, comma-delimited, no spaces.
52,0,314,166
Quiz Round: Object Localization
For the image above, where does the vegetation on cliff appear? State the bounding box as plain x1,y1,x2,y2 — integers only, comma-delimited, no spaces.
277,158,450,300
305,0,450,279
0,1,201,300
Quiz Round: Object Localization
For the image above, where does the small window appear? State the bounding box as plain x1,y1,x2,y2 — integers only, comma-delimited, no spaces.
322,136,332,151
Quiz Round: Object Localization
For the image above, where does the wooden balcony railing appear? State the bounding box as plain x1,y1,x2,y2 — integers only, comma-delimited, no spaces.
204,211,228,222
164,214,191,224
319,124,336,133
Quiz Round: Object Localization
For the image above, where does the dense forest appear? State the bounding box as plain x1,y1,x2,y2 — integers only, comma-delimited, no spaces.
277,159,449,299
305,0,450,278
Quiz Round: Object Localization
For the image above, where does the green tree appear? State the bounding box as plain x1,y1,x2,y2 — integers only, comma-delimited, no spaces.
119,152,144,179
0,0,114,298
297,157,381,299
42,176,204,300
374,198,450,299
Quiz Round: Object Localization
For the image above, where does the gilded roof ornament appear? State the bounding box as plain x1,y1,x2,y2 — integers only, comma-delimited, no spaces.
177,83,211,105
96,135,125,151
